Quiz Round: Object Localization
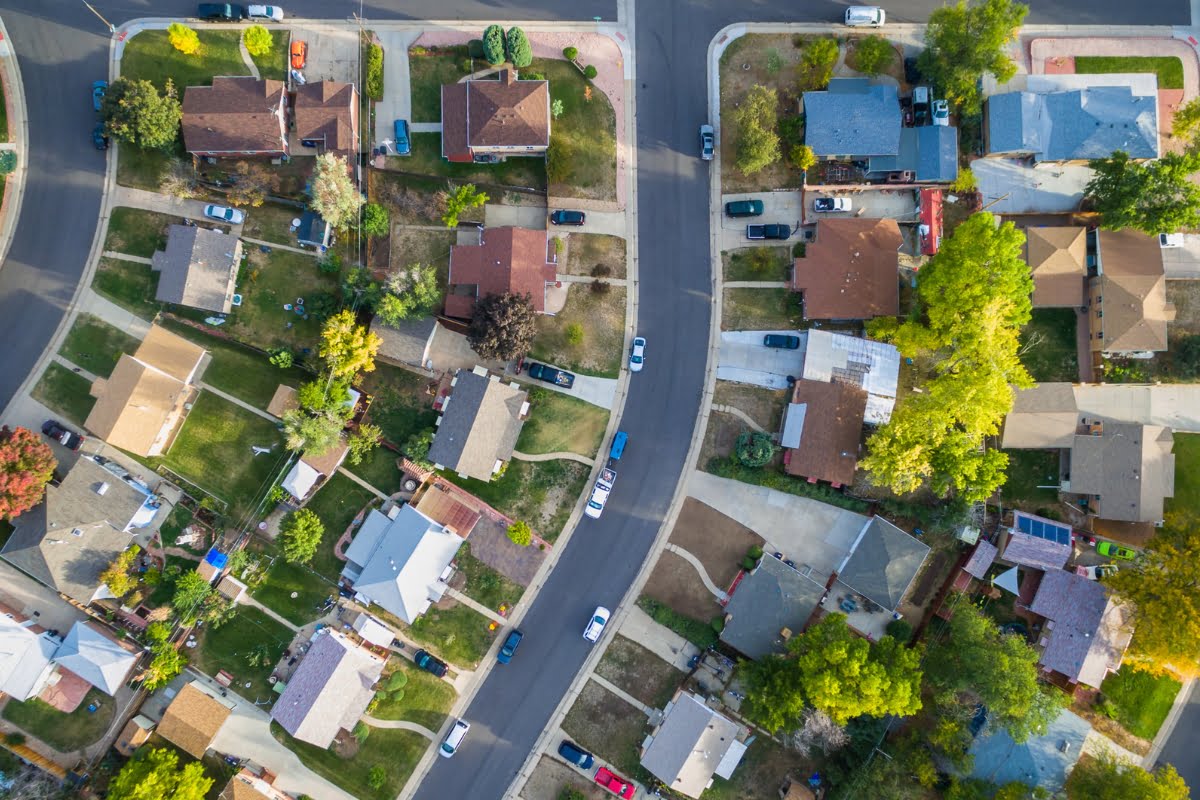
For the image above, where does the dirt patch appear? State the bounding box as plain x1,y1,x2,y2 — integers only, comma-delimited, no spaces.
370,170,444,225
595,635,685,709
715,382,790,431
1168,281,1200,338
642,550,725,622
669,498,765,591
521,756,610,800
561,680,649,776
700,409,748,468
564,233,627,278
722,288,804,331
463,514,546,587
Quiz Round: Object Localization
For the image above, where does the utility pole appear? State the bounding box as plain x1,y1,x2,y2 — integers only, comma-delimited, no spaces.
80,0,116,33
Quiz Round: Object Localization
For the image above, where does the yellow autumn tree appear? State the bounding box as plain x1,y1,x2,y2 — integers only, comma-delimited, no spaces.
319,310,381,380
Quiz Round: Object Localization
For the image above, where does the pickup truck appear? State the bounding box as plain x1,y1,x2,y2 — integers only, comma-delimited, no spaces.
197,3,244,19
584,468,616,519
527,361,576,388
746,224,791,240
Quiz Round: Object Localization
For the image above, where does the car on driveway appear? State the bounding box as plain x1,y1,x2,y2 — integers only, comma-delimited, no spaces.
497,629,523,664
699,124,715,160
526,362,576,388
393,119,411,156
550,209,586,226
557,740,595,769
290,39,307,69
92,124,110,151
42,420,84,450
763,333,801,349
813,197,851,212
92,80,107,112
1080,564,1119,581
204,204,245,224
629,337,645,372
583,606,610,643
413,649,448,677
246,4,283,20
1097,541,1137,560
932,99,950,126
594,767,635,798
746,223,790,240
724,199,763,218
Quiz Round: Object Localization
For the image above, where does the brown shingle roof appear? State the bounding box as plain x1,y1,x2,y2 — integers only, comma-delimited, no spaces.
266,385,299,418
157,682,234,759
1092,229,1175,353
446,227,557,318
183,77,288,156
440,70,549,161
413,484,481,537
791,219,902,320
781,379,866,485
1025,227,1087,308
294,81,358,158
1070,422,1174,523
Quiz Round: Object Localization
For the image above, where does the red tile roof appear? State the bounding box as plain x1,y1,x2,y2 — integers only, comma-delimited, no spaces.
445,227,557,318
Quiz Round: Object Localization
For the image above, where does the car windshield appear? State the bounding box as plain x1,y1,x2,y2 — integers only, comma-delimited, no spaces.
440,743,454,754
631,355,642,363
593,615,605,625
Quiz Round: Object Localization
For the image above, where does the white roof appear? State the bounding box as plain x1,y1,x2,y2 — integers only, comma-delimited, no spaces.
352,614,395,647
0,616,57,701
53,621,138,695
801,330,900,424
282,460,322,501
640,693,745,798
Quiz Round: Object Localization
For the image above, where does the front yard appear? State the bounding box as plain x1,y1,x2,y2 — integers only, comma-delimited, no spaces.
58,314,141,379
1098,666,1181,741
515,387,608,457
407,45,473,122
229,248,338,353
594,636,682,709
104,207,181,258
405,601,498,669
441,458,591,543
272,721,427,800
530,284,625,378
1075,55,1184,89
561,679,649,780
369,656,456,731
722,288,803,331
31,363,96,426
396,132,547,190
121,29,250,90
92,257,162,321
1,687,114,752
190,606,293,705
723,246,792,282
1020,307,1079,383
564,233,626,278
538,58,617,203
454,542,525,612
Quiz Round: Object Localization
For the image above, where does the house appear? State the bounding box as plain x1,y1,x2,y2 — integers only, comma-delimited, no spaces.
52,621,139,696
1024,227,1088,308
791,219,902,321
2,456,160,605
156,681,235,758
441,69,550,162
1069,420,1174,523
293,80,358,160
801,330,901,424
0,614,58,701
372,316,437,371
1002,511,1074,572
969,708,1090,792
341,504,464,624
1028,568,1133,687
152,225,244,314
428,367,529,482
444,227,558,319
802,79,901,160
219,767,295,800
295,211,333,250
720,554,827,659
85,324,209,457
182,77,288,158
866,125,959,182
1000,382,1080,449
1090,229,1175,356
114,715,155,757
835,517,929,614
280,439,351,505
780,379,867,486
640,691,747,798
270,629,384,748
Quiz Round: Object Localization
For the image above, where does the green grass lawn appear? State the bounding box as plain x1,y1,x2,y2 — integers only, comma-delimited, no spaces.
441,458,590,543
723,246,792,282
454,542,525,612
190,606,293,705
1099,666,1181,740
230,249,337,353
530,285,625,378
1000,449,1061,510
360,363,438,447
239,202,303,245
536,58,617,202
722,287,803,331
252,558,335,626
32,363,96,425
115,144,186,192
1166,432,1200,524
104,207,180,258
92,257,162,321
407,46,472,122
406,602,497,669
271,721,427,800
0,76,8,142
58,314,142,378
370,656,456,731
2,687,115,752
515,387,609,457
158,503,205,552
1075,56,1184,89
344,445,404,495
122,29,250,91
394,132,547,190
250,33,289,80
1020,308,1079,383
304,472,377,581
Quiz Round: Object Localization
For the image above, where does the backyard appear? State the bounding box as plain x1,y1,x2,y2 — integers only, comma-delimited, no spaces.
31,363,96,425
369,656,456,731
1020,308,1079,383
515,388,608,457
190,606,293,705
104,207,181,258
272,721,427,800
999,449,1061,511
564,233,626,278
238,202,303,246
405,601,497,669
537,58,617,203
304,473,377,581
407,45,473,122
344,445,404,496
369,169,446,226
723,246,792,282
441,458,590,543
722,287,803,331
1098,666,1181,741
529,285,625,378
1166,432,1200,523
249,32,289,80
359,363,439,447
92,257,162,321
252,558,336,626
396,132,547,190
1,688,114,752
229,248,338,353
58,314,141,379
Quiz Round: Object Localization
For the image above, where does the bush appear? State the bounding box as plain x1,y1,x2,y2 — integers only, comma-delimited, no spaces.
951,168,978,194
483,24,506,65
742,556,758,571
852,35,894,76
507,521,533,547
735,430,776,467
565,322,584,346
792,241,807,258
591,263,613,278
711,615,726,633
552,236,564,256
467,39,485,59
4,732,26,747
361,202,389,238
522,71,545,80
1174,334,1200,378
243,25,273,58
0,151,16,175
268,348,294,368
590,278,610,295
505,27,533,69
365,43,384,101
563,46,578,61
789,144,816,172
584,64,598,80
367,766,386,791
734,85,780,176
638,598,718,648
799,37,839,91
167,22,201,55
748,544,764,560
546,139,571,183
885,619,913,642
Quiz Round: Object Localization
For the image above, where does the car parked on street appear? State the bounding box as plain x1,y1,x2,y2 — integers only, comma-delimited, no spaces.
246,4,283,20
197,3,244,20
550,209,586,226
813,197,851,213
439,719,470,758
629,337,646,373
844,5,885,26
290,39,307,69
557,740,595,769
1097,541,1137,560
92,80,107,112
763,333,801,349
413,649,448,678
497,629,523,664
699,124,715,160
583,606,610,643
746,223,790,240
204,204,245,224
526,362,576,388
393,119,411,156
594,767,635,798
92,124,110,151
724,199,763,218
42,420,83,451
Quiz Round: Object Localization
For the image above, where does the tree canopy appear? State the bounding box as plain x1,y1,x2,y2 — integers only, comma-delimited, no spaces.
0,426,56,520
916,0,1028,114
442,183,489,228
280,509,325,564
506,27,533,68
243,25,273,58
466,292,538,360
102,77,183,151
320,310,381,380
1086,150,1200,235
1066,754,1189,800
733,85,781,176
376,263,440,325
108,747,212,800
282,408,345,456
309,153,364,230
361,202,389,238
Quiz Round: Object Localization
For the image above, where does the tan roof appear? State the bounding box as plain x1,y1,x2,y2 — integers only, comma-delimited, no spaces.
266,385,299,418
446,227,557,318
135,325,208,382
1001,382,1079,449
294,81,359,158
781,380,867,485
1025,227,1087,308
114,715,154,756
1092,229,1176,353
219,779,274,800
157,682,234,759
440,70,550,161
183,77,288,155
301,438,350,476
791,218,902,320
1071,422,1174,523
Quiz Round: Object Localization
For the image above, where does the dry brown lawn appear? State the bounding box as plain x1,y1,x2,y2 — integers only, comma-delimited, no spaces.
560,680,649,776
722,288,804,331
642,550,726,629
521,757,611,800
715,381,790,430
668,497,766,589
1168,281,1200,337
388,226,456,289
594,635,683,709
530,284,626,378
699,409,746,467
564,233,627,278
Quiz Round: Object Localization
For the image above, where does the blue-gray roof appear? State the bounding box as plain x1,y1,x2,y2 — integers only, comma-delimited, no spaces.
985,86,1158,161
803,78,901,158
969,709,1090,792
868,126,959,182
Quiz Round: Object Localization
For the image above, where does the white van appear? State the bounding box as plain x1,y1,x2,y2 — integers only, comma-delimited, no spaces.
439,719,470,758
844,6,885,26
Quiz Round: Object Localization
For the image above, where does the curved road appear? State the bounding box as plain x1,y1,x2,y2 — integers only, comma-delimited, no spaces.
0,1,1192,799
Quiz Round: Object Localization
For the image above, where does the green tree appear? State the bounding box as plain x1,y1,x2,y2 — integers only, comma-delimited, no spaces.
167,23,201,55
107,747,212,800
734,431,776,467
172,572,215,626
1172,97,1200,147
789,144,816,172
297,378,352,415
269,348,294,369
482,24,506,64
243,25,273,58
442,183,489,228
282,409,345,456
347,423,383,466
917,0,1028,114
403,429,435,467
505,27,533,68
141,644,187,691
584,65,598,80
376,263,440,325
466,292,538,360
365,43,384,100
507,521,533,547
310,153,364,230
101,546,141,599
853,35,894,76
280,509,325,565
799,37,839,90
1086,150,1200,235
1066,754,1189,800
733,85,781,176
102,77,183,151
321,309,381,380
362,202,390,238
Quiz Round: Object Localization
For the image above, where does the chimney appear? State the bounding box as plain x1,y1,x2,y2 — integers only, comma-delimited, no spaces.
502,69,516,85
96,482,110,496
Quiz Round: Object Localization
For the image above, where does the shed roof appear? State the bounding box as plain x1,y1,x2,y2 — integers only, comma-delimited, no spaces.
802,79,901,158
266,385,299,418
792,219,902,320
372,316,437,369
836,517,929,611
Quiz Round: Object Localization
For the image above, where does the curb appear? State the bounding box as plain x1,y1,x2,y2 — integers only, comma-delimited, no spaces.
0,15,28,277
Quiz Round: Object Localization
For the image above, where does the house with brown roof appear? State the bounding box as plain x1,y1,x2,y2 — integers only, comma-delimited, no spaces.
86,324,208,457
219,767,295,800
440,69,550,162
157,681,235,758
445,227,557,319
1025,226,1088,308
1028,568,1133,688
152,225,243,313
428,367,529,481
1090,229,1175,355
183,77,288,158
294,80,359,160
779,379,866,486
1068,420,1174,523
791,219,902,320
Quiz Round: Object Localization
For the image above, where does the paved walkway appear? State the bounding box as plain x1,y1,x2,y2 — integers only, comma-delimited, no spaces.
361,715,439,741
76,290,153,338
410,122,442,133
53,354,97,382
336,465,389,500
446,587,508,625
724,280,789,288
555,274,629,286
711,403,767,434
511,449,596,467
200,382,278,423
616,604,698,672
664,544,729,602
238,36,261,79
102,250,152,265
238,594,301,632
588,673,653,716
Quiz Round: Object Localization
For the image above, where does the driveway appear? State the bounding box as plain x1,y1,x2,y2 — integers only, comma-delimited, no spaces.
548,208,626,238
973,158,1092,214
716,330,804,389
718,191,801,252
486,203,547,230
511,370,617,410
371,30,422,149
803,186,919,224
291,27,361,87
1161,236,1200,278
0,560,86,634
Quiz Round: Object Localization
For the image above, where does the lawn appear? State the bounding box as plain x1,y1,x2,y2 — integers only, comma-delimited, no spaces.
723,247,792,282
395,132,547,190
58,314,141,378
115,143,187,192
239,202,303,245
564,233,626,278
561,679,650,780
252,558,336,626
1075,56,1184,90
405,602,497,669
304,473,376,581
530,285,626,378
1099,666,1181,740
158,503,206,553
595,635,682,709
92,257,162,321
407,46,473,122
1000,449,1061,510
121,29,250,91
0,76,8,141
360,363,438,447
516,387,609,457
537,58,617,203
32,363,96,425
2,687,114,752
454,542,525,612
344,446,404,496
1166,432,1200,524
441,458,591,543
722,288,803,331
104,207,180,258
250,33,289,81
230,248,337,353
636,597,718,649
271,721,428,800
190,606,293,705
1020,308,1079,383
702,735,809,800
370,656,456,731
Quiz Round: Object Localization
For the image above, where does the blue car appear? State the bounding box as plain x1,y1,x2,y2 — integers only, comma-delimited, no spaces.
497,629,523,663
92,124,109,151
557,740,595,770
92,80,107,112
393,119,410,156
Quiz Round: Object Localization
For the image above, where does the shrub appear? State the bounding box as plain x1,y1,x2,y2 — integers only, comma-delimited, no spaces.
507,520,533,546
748,544,764,560
638,598,718,648
367,766,386,790
742,556,758,571
765,48,782,74
505,27,533,69
0,151,16,175
551,98,564,119
734,85,780,175
365,43,384,101
565,322,584,346
563,46,578,61
467,39,485,59
522,71,545,80
386,671,408,691
361,202,389,238
789,144,816,172
482,24,506,65
590,279,610,295
852,35,894,76
951,167,978,194
4,732,26,747
778,114,805,148
319,251,342,274
792,241,806,258
552,236,564,256
885,619,913,642
243,25,273,58
459,58,473,74
591,263,613,278
268,348,294,368
735,430,776,468
711,615,726,633
1174,334,1200,378
583,64,598,80
167,22,201,55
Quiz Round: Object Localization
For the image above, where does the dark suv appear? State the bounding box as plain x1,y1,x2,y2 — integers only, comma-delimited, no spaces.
413,649,449,677
550,209,586,226
497,629,524,664
557,740,595,769
526,362,576,388
197,3,244,20
763,334,801,349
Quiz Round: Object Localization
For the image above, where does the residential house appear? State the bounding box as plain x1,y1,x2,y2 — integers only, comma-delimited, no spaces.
1090,229,1175,356
440,69,550,162
293,81,359,160
428,367,529,482
779,379,867,487
1001,382,1080,450
1068,420,1174,523
182,77,288,158
2,456,160,605
1001,510,1075,572
791,219,902,321
0,613,59,701
1024,227,1088,308
270,629,384,748
640,691,748,798
968,708,1090,792
1028,568,1133,688
835,517,929,615
43,621,140,711
341,504,464,624
444,227,558,319
219,767,295,800
867,125,959,182
800,330,901,424
156,681,236,758
152,225,244,314
85,324,209,457
114,715,155,757
720,554,827,659
280,439,351,505
372,316,437,372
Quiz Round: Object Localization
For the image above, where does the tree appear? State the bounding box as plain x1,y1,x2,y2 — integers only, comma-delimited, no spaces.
798,37,839,90
367,765,387,791
243,25,273,58
320,309,381,380
483,24,506,64
789,144,816,172
108,747,212,800
226,160,280,208
551,98,564,119
584,65,598,80
466,292,538,360
172,571,215,626
403,429,435,467
507,521,533,547
347,423,383,465
280,509,325,565
1086,150,1200,235
1172,97,1200,146
167,23,201,55
140,644,187,691
735,431,776,468
853,35,894,76
506,27,533,68
342,265,383,308
282,409,345,455
298,378,352,415
1066,754,1189,800
376,263,440,325
0,426,55,520
563,46,578,61
917,0,1028,115
442,183,489,228
733,85,780,176
269,348,294,369
310,153,364,230
102,77,183,151
362,202,390,238
741,614,923,730
101,546,141,599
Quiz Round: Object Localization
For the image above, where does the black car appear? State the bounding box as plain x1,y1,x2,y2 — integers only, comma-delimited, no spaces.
557,740,595,770
197,3,244,20
549,209,586,226
413,649,449,678
724,199,763,218
746,224,791,240
763,334,801,349
526,362,576,388
42,420,84,450
92,124,109,151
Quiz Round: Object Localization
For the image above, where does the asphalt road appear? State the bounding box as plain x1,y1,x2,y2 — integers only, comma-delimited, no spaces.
1158,681,1200,794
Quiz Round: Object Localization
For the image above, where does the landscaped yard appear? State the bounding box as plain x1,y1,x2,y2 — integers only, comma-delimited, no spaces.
441,458,590,543
407,45,473,122
190,606,293,705
999,449,1061,511
252,558,336,626
537,58,617,203
561,679,650,780
454,542,525,612
272,721,427,800
515,388,608,457
1020,308,1079,383
1099,666,1181,741
2,687,114,752
304,473,377,581
564,233,626,278
1075,56,1184,89
230,248,338,353
370,656,456,730
92,257,162,321
58,314,141,378
344,445,404,496
104,207,181,258
121,29,250,90
594,635,682,709
722,287,803,330
360,363,438,447
32,363,96,425
1167,432,1200,523
396,132,547,190
530,285,625,378
405,601,497,669
723,246,792,282
115,144,186,192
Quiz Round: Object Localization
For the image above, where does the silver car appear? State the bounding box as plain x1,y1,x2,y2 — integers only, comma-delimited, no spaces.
699,124,715,161
204,204,245,224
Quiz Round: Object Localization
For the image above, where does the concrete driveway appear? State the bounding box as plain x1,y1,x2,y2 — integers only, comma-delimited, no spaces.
0,560,86,634
718,191,801,252
716,330,804,389
548,208,627,238
371,30,422,149
804,187,919,223
290,27,361,87
486,203,547,229
974,158,1092,214
511,369,617,410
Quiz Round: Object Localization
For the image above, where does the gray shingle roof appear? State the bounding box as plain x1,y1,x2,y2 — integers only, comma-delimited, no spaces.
1070,422,1175,523
969,709,1090,792
428,369,527,481
372,316,437,368
868,125,958,182
836,517,929,611
151,226,242,313
53,621,138,695
985,86,1159,162
720,555,826,659
802,79,901,158
1029,569,1133,687
640,693,745,798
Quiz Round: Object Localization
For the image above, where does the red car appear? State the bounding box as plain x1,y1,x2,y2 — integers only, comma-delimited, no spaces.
594,767,635,799
290,40,307,69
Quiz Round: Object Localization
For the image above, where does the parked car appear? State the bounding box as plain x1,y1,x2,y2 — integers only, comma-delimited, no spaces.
497,629,524,664
813,197,851,212
550,209,586,226
196,3,244,20
1097,541,1137,560
746,224,790,240
699,124,715,160
557,740,595,770
42,420,83,451
583,606,610,643
629,337,646,373
526,362,576,388
290,69,306,86
763,334,801,349
290,39,307,69
246,4,283,20
413,649,448,678
204,204,245,224
932,99,950,126
1081,564,1119,581
912,86,931,125
844,5,885,26
594,767,635,799
724,199,764,218
92,124,110,151
92,80,107,112
393,119,411,156
439,719,469,758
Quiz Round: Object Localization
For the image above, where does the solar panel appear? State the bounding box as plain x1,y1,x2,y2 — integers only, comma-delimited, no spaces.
1014,512,1071,545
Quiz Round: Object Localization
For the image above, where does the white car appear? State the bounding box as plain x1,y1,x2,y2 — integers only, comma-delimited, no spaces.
629,337,646,373
246,4,284,21
844,5,885,26
932,99,950,126
583,607,610,643
439,719,469,758
204,204,245,224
